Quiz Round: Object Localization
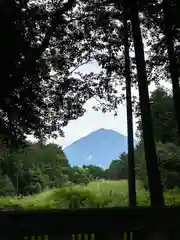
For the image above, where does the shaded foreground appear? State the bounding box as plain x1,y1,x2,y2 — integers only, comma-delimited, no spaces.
0,206,180,239
0,180,179,209
0,180,180,239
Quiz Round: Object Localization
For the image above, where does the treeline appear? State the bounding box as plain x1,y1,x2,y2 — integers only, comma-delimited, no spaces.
0,139,124,197
106,86,180,191
0,142,106,196
0,142,70,196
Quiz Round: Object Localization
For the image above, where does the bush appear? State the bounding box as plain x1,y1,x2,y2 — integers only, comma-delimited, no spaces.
25,182,42,195
48,187,110,208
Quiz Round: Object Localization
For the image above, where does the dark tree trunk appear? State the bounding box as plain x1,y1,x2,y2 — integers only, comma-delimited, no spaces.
162,0,180,139
123,6,136,207
129,1,164,206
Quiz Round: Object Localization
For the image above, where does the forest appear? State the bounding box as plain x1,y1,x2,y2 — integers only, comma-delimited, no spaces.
0,86,180,209
0,0,180,208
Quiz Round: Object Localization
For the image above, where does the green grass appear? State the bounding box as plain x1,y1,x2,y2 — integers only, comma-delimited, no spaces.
0,180,180,209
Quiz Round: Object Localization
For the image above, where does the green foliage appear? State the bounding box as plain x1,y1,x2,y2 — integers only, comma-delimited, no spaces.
68,165,105,185
68,166,90,185
158,142,180,189
108,137,180,191
104,87,180,192
0,180,180,209
105,153,128,180
51,188,108,208
0,141,109,198
0,174,15,197
0,0,123,146
82,165,105,180
0,141,70,196
134,87,180,190
136,87,178,144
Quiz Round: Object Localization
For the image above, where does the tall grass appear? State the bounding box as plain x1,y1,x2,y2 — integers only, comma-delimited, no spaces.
0,180,179,209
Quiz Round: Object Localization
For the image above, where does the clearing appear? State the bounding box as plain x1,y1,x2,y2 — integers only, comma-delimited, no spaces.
0,180,179,209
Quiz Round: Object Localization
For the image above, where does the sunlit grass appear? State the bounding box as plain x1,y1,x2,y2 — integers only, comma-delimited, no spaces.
0,180,179,209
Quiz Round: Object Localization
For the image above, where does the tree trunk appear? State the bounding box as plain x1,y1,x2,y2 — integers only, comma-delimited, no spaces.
162,0,180,139
123,6,136,207
129,1,164,206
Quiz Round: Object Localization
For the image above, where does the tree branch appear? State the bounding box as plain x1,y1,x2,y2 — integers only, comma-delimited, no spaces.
35,0,76,60
50,59,92,79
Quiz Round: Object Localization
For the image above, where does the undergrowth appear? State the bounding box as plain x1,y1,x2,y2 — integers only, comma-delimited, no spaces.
0,180,179,209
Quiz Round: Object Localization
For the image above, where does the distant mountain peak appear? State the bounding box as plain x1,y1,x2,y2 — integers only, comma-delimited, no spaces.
89,128,107,133
64,128,131,168
93,128,125,136
97,128,107,131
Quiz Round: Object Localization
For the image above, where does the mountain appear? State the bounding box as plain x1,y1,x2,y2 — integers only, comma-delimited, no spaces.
64,128,137,168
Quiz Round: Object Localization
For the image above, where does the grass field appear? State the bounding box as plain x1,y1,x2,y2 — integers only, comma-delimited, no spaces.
0,180,180,209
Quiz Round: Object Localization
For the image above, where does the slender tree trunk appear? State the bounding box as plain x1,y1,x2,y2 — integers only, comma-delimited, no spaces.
162,0,180,139
129,1,164,206
123,6,136,207
16,173,19,196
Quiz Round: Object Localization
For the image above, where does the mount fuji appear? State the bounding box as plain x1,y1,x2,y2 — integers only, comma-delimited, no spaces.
64,128,137,168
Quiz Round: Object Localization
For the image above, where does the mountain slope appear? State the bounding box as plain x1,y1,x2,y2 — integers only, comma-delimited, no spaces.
64,128,135,168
